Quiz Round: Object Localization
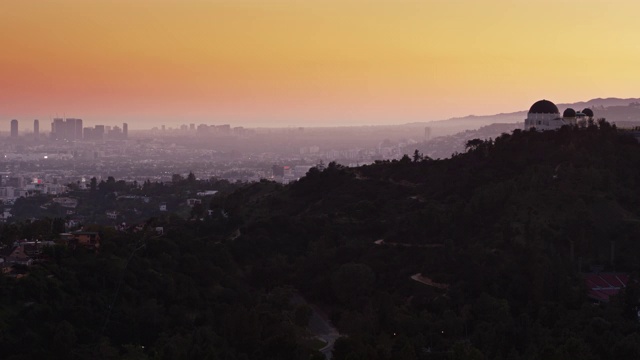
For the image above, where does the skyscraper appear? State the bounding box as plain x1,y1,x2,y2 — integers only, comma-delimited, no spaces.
73,118,83,140
83,127,93,140
10,119,18,137
51,118,83,141
51,118,64,140
34,119,39,136
94,125,105,141
110,125,122,139
123,123,128,138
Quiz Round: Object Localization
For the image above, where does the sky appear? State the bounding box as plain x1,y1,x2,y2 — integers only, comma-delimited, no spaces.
2,0,640,130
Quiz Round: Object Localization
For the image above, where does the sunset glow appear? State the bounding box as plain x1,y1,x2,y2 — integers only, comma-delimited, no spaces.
2,0,640,128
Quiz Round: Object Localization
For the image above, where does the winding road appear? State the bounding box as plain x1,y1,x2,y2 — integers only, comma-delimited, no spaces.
292,294,341,359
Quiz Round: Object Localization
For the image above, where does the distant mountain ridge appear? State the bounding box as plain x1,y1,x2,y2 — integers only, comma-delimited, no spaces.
405,97,640,136
555,97,640,110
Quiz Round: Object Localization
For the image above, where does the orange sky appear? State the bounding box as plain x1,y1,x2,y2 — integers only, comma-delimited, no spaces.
2,0,640,129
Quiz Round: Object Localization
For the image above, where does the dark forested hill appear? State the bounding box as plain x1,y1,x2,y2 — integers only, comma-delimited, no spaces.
225,122,640,359
2,122,640,359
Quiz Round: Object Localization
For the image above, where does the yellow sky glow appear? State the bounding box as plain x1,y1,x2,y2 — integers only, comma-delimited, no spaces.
1,0,640,128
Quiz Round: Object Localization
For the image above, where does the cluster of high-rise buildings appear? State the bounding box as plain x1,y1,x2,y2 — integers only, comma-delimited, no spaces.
7,118,128,141
51,118,83,141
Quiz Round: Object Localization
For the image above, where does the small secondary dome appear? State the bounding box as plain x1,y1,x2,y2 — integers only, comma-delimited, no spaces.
563,108,576,117
582,108,594,117
529,100,559,114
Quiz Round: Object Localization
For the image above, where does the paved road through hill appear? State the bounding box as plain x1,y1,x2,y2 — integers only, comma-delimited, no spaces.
292,294,340,359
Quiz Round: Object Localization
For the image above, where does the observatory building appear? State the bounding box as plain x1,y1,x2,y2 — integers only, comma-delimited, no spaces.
524,99,595,131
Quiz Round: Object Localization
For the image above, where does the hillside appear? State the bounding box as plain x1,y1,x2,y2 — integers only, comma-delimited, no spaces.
213,121,640,359
2,122,640,359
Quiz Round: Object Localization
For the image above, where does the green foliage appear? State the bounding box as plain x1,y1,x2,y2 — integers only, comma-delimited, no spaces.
293,304,313,327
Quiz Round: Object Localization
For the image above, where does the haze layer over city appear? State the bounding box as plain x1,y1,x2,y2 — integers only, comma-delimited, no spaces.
4,0,640,186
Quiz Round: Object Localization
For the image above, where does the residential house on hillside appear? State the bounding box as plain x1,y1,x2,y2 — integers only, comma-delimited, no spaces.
52,197,78,208
3,246,33,267
196,190,218,196
0,208,12,222
584,273,629,303
21,241,55,257
186,198,202,207
60,231,101,250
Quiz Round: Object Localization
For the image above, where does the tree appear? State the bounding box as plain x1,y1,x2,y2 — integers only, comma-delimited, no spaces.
172,174,184,183
51,217,66,235
316,160,326,171
613,333,640,360
190,202,205,219
52,321,77,358
331,263,375,305
293,304,313,327
90,177,97,192
465,138,484,152
451,342,485,360
412,150,424,162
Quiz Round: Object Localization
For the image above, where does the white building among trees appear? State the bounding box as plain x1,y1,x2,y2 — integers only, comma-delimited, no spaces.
524,99,595,131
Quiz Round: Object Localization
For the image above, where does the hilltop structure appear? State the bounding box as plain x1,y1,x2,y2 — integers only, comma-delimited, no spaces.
524,99,595,130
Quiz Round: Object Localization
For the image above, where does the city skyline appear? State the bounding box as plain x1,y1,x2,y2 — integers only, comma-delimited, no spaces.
4,118,129,139
2,1,640,129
